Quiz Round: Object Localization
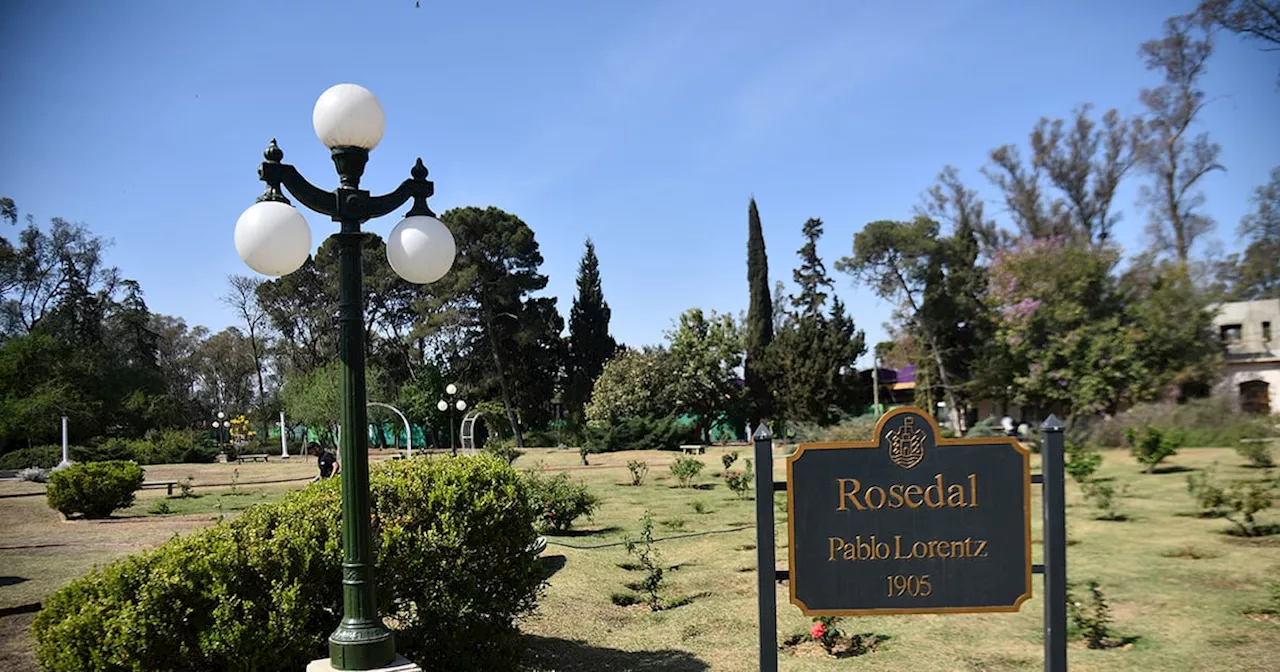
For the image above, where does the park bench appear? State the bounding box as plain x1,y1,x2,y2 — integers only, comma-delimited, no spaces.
236,454,270,464
141,480,179,496
680,444,706,455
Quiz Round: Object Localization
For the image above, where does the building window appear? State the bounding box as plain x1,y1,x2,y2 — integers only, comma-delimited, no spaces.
1264,321,1272,342
1220,324,1242,344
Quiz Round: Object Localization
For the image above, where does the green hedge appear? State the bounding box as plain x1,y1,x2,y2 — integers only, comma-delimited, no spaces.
0,445,72,469
33,454,544,672
584,415,698,453
0,431,216,469
46,461,144,519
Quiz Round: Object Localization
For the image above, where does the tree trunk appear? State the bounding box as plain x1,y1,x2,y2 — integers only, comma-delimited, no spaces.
483,306,525,448
926,334,964,433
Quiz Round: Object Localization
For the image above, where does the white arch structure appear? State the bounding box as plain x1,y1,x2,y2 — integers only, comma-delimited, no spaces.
460,411,485,451
368,401,413,457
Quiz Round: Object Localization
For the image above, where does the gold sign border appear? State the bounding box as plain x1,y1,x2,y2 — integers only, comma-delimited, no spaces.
785,406,1033,616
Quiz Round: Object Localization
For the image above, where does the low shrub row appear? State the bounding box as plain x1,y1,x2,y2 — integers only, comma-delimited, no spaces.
787,416,878,443
32,454,544,672
584,415,700,453
1083,398,1277,449
0,430,217,470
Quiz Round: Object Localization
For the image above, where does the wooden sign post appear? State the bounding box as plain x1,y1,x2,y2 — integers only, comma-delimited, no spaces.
755,407,1067,670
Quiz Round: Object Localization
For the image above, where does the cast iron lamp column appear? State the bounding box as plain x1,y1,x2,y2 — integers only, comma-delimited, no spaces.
436,383,466,456
234,84,456,671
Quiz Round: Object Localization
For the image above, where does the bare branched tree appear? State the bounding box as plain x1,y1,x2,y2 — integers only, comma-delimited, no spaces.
1136,12,1225,263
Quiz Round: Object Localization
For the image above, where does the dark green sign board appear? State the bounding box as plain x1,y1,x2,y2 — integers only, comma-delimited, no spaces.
786,407,1031,615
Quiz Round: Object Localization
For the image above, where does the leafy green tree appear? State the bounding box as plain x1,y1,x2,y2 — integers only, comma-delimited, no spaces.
585,347,674,427
917,168,997,413
150,314,209,426
987,238,1134,416
0,333,94,448
1137,12,1224,263
196,327,258,416
744,198,774,429
564,239,616,421
280,360,389,446
838,217,965,429
666,308,742,442
424,206,564,448
1120,255,1220,400
256,257,335,376
311,233,422,384
0,202,176,446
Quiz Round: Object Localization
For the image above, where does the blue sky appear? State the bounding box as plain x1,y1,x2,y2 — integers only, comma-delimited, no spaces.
2,0,1277,366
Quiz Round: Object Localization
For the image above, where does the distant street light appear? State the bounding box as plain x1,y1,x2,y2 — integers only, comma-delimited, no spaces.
234,83,454,670
438,383,466,456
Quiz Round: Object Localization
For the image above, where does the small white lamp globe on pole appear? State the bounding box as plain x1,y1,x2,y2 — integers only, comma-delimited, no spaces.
455,399,467,412
436,400,448,412
234,201,312,276
446,383,458,396
387,215,454,284
312,83,385,151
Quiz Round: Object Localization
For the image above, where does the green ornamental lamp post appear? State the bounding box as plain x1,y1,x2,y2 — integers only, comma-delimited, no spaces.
234,84,456,671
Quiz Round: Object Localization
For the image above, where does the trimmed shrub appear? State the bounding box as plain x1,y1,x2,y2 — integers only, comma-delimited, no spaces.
46,461,144,519
524,470,599,533
32,454,544,671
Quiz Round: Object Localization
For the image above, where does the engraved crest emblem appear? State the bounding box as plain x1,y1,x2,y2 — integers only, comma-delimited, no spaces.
886,416,927,469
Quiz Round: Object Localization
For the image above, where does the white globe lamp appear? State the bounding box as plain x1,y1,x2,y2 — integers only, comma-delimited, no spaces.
446,383,458,396
455,399,467,412
386,215,455,284
313,84,385,150
235,201,312,276
437,400,448,412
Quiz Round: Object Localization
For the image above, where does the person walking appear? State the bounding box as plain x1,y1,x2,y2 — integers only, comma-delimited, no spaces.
308,442,340,482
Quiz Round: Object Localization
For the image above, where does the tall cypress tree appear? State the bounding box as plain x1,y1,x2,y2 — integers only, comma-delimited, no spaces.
565,238,617,420
744,197,774,429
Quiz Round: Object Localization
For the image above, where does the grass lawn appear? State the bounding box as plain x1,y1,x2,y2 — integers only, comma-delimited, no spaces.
1,445,1276,671
516,445,1279,671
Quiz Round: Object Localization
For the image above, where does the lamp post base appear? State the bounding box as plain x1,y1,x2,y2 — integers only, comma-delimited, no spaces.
307,654,420,672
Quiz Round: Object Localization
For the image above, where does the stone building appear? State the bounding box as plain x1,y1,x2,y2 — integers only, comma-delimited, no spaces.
1213,298,1280,415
